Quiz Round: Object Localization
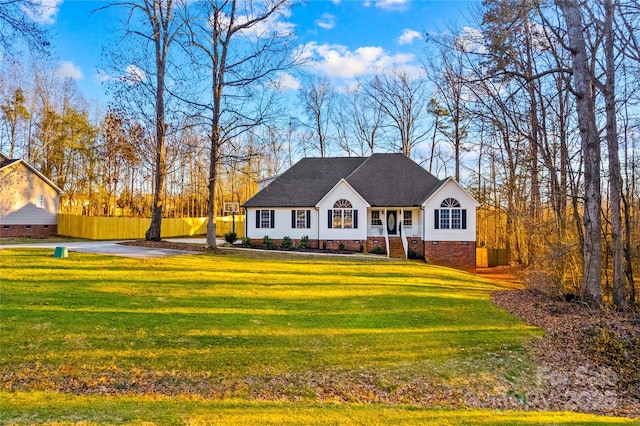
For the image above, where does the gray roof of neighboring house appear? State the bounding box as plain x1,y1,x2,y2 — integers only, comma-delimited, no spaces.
243,153,445,208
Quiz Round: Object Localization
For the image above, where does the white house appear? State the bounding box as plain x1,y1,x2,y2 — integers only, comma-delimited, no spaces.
243,153,479,271
0,152,63,238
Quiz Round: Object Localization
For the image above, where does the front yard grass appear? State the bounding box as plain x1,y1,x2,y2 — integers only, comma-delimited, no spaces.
0,249,634,424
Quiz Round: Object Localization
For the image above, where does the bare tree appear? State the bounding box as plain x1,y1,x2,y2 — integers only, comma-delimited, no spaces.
101,0,184,240
555,0,603,306
0,0,50,55
300,76,334,158
182,0,299,248
364,68,430,158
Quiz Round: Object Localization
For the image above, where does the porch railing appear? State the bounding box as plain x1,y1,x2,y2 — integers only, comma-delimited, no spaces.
367,225,385,236
399,223,408,259
399,225,421,238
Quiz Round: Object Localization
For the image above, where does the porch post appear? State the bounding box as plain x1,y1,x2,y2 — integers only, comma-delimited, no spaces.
384,208,389,258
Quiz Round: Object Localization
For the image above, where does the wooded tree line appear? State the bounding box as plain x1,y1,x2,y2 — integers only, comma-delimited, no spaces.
0,0,638,307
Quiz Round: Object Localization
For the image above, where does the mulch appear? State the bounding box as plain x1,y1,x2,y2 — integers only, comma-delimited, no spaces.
492,288,640,417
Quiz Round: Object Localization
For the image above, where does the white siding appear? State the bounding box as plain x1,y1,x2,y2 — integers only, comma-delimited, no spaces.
423,180,477,242
0,162,59,225
245,208,319,240
316,181,368,241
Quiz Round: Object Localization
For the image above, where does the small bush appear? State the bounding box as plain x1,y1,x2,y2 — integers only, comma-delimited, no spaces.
299,235,310,249
224,232,237,244
337,243,346,251
408,250,421,259
369,246,384,255
262,235,273,248
281,236,293,249
241,236,251,246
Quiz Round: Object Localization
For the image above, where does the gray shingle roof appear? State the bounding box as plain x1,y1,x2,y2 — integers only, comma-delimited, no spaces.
243,153,444,208
243,157,366,207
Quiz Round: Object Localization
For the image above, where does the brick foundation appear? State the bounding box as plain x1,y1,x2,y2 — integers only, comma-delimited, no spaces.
0,224,58,238
366,237,386,254
423,240,476,272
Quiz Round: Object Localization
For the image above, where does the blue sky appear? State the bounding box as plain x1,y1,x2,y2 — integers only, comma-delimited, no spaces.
40,0,477,107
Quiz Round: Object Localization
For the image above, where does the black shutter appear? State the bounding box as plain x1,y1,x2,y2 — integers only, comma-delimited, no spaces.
270,210,275,228
327,210,333,229
256,210,261,229
306,210,311,228
291,210,296,228
462,209,467,230
434,209,440,229
353,210,358,228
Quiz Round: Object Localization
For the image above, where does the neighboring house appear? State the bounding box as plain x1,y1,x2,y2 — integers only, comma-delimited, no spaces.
243,153,480,271
0,152,63,238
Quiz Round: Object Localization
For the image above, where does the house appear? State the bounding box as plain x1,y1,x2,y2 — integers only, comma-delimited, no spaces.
0,152,63,238
243,153,480,271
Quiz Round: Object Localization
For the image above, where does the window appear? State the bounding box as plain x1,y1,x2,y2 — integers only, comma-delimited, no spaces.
403,211,412,227
371,210,382,226
255,209,275,229
434,198,466,230
328,199,358,229
36,194,45,209
292,209,311,229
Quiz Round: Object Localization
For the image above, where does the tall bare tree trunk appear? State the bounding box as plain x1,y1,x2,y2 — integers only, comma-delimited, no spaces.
556,0,603,306
603,0,626,309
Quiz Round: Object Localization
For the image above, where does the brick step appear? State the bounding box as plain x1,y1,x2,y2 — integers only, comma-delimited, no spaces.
388,238,405,258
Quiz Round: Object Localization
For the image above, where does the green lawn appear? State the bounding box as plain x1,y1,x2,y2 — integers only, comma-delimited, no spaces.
0,249,635,425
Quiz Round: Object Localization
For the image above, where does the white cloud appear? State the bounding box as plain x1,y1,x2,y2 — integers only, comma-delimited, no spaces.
23,0,62,24
55,61,83,80
272,72,301,90
398,29,421,45
302,42,416,79
124,64,146,84
454,27,487,54
374,0,408,11
316,13,335,30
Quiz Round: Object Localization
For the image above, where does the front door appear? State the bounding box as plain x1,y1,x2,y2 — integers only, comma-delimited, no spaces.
387,210,397,235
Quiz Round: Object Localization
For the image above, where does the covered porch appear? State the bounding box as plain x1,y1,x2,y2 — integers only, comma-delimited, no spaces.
366,208,423,259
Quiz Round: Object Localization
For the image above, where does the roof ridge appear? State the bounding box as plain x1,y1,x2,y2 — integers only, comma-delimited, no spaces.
344,155,372,181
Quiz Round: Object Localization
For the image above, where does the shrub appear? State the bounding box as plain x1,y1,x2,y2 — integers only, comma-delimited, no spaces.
224,232,237,244
337,243,346,251
281,236,293,249
370,246,384,255
241,236,251,246
299,235,310,249
408,250,421,259
262,235,274,248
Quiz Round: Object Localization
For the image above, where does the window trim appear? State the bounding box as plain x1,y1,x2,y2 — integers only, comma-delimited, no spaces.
328,199,358,229
292,209,311,229
371,210,382,226
255,209,275,229
434,199,466,230
403,210,412,227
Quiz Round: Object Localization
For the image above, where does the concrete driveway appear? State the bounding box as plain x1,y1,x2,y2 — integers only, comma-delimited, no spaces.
0,238,223,259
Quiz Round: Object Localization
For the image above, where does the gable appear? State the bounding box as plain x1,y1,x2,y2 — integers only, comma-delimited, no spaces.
422,178,480,209
316,179,369,209
0,157,63,194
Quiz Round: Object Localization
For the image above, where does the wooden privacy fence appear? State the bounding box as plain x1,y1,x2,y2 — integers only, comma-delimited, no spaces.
476,248,509,268
58,214,245,240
